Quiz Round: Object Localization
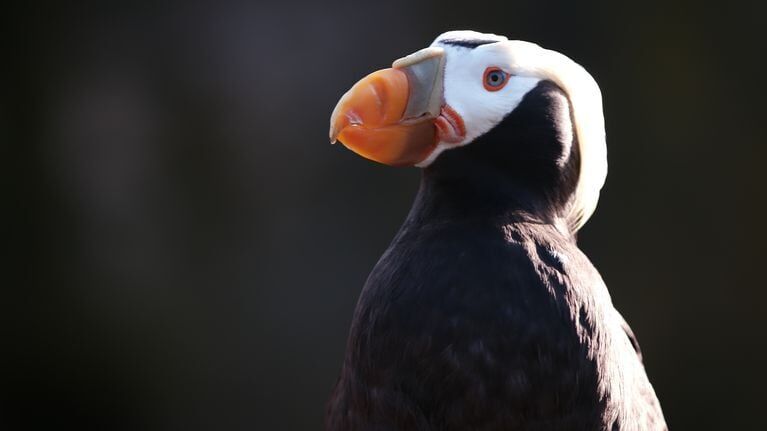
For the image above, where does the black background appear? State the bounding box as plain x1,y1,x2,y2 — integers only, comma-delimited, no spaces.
5,0,767,429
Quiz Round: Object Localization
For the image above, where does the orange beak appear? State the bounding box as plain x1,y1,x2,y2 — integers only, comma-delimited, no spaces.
330,47,446,166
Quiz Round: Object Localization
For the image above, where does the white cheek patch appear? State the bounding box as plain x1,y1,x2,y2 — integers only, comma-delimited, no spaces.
416,73,541,168
452,76,542,144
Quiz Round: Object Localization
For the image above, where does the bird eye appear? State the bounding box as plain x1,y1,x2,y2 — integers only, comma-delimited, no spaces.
483,67,508,91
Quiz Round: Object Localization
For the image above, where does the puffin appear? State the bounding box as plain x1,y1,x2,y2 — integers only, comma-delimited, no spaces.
326,30,666,431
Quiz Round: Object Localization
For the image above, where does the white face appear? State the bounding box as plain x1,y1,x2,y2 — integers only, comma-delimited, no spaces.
433,33,541,148
418,30,607,231
416,32,542,166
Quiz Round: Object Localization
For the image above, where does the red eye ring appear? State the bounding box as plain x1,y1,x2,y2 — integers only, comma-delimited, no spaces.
483,67,509,91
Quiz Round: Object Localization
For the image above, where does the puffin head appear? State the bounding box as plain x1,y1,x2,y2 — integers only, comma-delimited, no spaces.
330,30,607,231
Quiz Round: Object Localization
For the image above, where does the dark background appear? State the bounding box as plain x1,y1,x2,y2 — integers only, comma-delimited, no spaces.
4,0,766,429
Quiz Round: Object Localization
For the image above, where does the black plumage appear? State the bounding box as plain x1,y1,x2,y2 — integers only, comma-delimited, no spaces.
439,38,500,49
326,81,666,430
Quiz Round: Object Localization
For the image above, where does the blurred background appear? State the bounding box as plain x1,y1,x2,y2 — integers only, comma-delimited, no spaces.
4,0,766,429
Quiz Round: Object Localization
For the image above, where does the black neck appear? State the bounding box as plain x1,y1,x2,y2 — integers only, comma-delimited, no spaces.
406,163,566,227
404,80,581,232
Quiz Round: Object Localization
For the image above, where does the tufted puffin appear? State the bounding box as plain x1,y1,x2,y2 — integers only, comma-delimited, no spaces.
325,30,666,431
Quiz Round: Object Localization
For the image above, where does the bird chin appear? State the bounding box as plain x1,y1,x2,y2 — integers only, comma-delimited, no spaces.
415,105,467,167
